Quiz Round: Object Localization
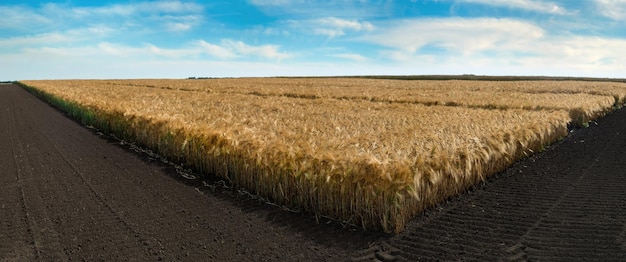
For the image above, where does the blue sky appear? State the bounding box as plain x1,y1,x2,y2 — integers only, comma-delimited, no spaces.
1,0,626,79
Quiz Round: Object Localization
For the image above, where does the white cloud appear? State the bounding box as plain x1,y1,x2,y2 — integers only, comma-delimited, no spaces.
97,43,133,57
167,23,192,31
162,15,203,32
316,17,374,31
360,17,626,76
542,36,626,66
195,40,237,59
315,17,374,37
595,0,626,20
289,17,374,38
452,0,570,15
146,44,205,58
221,40,292,60
6,39,291,62
364,18,545,55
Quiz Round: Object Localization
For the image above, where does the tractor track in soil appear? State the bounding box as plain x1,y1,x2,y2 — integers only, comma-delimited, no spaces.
1,83,625,261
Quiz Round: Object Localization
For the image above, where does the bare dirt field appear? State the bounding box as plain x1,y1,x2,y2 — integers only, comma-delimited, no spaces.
1,83,624,261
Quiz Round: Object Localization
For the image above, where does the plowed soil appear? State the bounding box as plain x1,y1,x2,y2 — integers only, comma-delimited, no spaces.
1,83,625,261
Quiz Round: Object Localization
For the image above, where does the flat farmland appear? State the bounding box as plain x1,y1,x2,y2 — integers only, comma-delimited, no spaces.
19,78,626,233
3,79,626,260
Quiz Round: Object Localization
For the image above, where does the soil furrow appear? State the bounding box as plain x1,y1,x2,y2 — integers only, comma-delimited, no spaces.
5,86,54,261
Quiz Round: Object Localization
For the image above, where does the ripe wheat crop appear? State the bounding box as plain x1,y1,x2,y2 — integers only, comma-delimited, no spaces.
19,78,625,232
100,78,623,126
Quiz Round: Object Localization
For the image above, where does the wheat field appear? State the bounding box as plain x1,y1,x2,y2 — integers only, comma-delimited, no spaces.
100,78,622,125
19,78,626,232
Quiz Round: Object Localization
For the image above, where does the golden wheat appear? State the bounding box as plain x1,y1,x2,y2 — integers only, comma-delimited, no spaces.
19,78,620,232
97,78,624,126
99,78,626,104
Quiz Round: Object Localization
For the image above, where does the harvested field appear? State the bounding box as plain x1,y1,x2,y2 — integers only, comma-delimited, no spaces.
18,79,626,232
1,83,625,260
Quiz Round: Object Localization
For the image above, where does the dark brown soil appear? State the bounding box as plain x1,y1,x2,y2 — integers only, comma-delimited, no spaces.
1,83,625,261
